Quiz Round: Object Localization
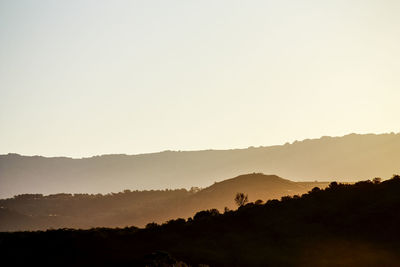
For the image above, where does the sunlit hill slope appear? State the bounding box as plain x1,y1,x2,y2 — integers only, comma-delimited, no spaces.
0,173,327,231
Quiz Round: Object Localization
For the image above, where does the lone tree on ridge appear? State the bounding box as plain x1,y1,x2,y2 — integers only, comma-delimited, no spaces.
234,192,248,207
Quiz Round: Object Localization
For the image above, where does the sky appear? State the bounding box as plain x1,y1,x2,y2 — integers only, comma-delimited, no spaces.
0,0,399,158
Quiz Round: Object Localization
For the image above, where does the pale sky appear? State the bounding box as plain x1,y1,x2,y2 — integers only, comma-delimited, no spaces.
0,0,399,157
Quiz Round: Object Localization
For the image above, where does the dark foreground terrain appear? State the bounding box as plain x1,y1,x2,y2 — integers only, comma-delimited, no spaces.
1,175,400,266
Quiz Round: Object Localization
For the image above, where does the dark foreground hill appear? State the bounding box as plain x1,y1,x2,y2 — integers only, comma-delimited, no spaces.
0,174,328,231
1,175,400,267
1,132,399,198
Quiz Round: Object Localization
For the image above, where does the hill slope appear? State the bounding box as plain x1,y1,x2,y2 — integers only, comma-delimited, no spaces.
0,173,328,231
1,132,399,198
1,175,400,266
189,174,327,211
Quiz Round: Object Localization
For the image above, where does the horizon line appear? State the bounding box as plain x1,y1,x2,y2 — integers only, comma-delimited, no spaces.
1,131,399,160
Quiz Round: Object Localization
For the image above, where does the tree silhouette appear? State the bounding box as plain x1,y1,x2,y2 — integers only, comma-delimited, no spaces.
255,199,264,205
373,177,382,184
234,192,248,207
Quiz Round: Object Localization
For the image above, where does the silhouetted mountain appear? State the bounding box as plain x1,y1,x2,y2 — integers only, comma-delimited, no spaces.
1,132,399,198
1,175,399,266
188,174,328,211
0,173,328,231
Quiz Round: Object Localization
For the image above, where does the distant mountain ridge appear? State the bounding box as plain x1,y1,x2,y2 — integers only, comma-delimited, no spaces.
1,132,399,198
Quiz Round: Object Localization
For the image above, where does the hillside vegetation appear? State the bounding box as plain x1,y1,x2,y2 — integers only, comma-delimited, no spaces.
1,175,400,266
0,174,327,231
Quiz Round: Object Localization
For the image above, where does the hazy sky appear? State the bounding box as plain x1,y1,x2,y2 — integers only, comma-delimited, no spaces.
1,0,399,157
